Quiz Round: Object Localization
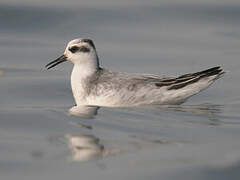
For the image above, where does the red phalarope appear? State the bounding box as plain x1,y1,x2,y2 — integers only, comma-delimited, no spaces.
46,38,225,109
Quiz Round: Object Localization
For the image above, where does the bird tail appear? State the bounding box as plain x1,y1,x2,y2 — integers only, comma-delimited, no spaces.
168,66,225,90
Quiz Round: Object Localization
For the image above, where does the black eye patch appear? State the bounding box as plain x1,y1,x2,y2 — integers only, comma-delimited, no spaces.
69,46,79,53
69,46,90,53
79,46,90,53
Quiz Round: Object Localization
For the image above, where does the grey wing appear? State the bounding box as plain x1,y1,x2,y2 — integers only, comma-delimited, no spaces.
150,66,224,90
91,67,224,93
125,66,224,89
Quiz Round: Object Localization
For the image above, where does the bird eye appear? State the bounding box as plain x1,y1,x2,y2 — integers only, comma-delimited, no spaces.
69,46,79,53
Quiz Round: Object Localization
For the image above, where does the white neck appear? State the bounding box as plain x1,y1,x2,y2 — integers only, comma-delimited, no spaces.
70,53,99,105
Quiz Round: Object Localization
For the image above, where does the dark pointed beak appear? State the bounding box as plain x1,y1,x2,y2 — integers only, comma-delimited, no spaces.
45,55,67,69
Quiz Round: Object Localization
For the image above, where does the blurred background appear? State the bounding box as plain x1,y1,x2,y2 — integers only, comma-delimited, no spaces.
0,0,240,180
0,0,239,72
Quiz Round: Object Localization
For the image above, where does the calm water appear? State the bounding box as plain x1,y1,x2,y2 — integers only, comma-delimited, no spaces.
1,1,240,179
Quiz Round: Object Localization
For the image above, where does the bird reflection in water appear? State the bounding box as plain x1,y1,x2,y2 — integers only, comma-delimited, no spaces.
65,104,223,161
68,105,99,118
66,134,105,161
66,106,124,161
67,106,102,161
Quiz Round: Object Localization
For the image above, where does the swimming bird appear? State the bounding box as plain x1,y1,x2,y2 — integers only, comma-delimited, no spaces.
46,38,224,108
